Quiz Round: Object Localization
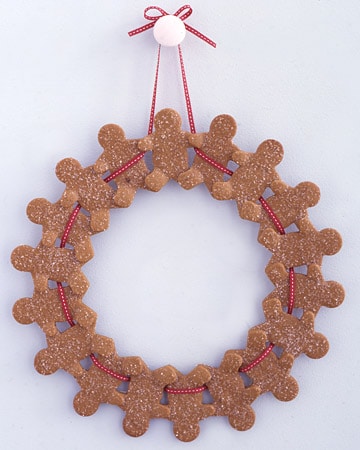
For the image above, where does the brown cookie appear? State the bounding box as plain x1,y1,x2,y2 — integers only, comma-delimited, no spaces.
56,158,114,231
95,124,149,207
178,114,240,190
203,350,260,431
167,366,215,442
240,180,320,233
12,286,84,336
11,244,89,295
258,297,329,358
259,219,342,268
27,198,94,263
34,323,114,377
239,329,299,401
265,263,345,314
212,139,283,212
121,360,177,437
73,354,141,416
139,109,190,191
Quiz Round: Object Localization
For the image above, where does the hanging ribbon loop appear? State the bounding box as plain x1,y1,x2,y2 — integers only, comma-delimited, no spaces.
128,4,216,48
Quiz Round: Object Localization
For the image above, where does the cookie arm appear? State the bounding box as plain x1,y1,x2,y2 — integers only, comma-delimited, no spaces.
42,229,59,246
138,135,154,151
60,189,79,208
270,180,288,195
91,334,115,357
232,149,249,166
32,273,50,291
94,156,110,174
230,142,242,155
240,201,262,222
188,132,205,148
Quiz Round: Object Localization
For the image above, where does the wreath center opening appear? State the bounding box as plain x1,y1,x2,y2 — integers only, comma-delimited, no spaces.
84,182,270,372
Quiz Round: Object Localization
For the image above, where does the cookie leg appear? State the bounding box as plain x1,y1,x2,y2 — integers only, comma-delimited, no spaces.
90,209,110,232
73,391,101,416
228,406,256,431
178,168,204,190
240,201,262,222
145,169,169,192
123,413,149,437
114,184,137,208
211,181,233,200
75,237,94,263
68,272,89,296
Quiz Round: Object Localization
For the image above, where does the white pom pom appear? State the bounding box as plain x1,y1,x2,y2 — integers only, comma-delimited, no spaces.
153,15,186,47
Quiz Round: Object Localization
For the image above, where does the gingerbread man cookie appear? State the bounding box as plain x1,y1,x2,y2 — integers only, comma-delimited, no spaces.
178,114,240,190
241,180,320,234
168,366,215,442
121,360,177,437
265,263,345,314
12,286,84,336
258,298,329,358
11,244,89,295
204,351,260,431
56,158,114,232
34,322,114,377
259,219,342,268
73,354,141,417
94,124,149,207
239,329,299,401
212,139,283,213
139,109,190,191
27,198,94,263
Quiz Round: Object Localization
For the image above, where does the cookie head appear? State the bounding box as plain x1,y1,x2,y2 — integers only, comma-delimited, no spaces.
326,280,345,308
154,108,182,131
296,181,321,208
258,139,284,165
11,245,34,272
12,297,33,324
209,114,237,139
320,228,342,255
26,198,50,224
55,158,82,184
98,124,126,148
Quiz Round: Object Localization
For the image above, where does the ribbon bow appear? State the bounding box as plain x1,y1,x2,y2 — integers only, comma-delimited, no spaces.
128,4,216,48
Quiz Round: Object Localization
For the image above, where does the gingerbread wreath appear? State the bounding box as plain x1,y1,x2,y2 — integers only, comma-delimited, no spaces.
11,108,344,442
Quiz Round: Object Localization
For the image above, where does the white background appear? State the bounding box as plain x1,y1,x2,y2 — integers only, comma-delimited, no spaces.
1,1,359,449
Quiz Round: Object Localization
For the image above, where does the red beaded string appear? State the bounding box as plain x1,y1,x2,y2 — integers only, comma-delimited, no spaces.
165,386,207,394
147,44,161,135
195,148,233,176
90,354,130,382
57,282,75,327
257,197,296,314
104,151,147,183
238,197,295,373
239,343,275,373
259,196,285,235
60,203,81,248
55,28,296,392
178,48,297,352
178,45,196,134
287,267,295,315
